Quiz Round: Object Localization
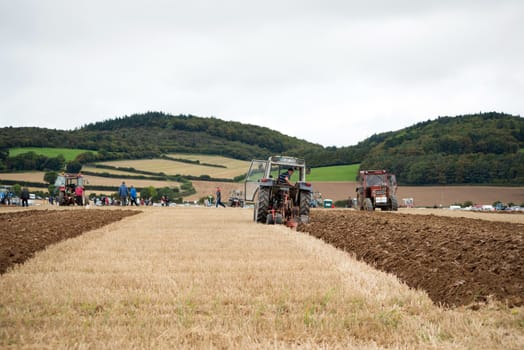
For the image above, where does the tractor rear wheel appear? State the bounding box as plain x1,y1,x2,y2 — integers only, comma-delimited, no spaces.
363,198,374,211
256,187,270,223
299,190,311,217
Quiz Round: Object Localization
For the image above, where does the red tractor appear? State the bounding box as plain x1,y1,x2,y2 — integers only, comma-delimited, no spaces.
356,170,398,211
54,173,88,206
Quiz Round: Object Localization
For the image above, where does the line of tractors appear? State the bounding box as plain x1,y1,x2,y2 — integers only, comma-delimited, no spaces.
51,156,397,226
243,155,398,227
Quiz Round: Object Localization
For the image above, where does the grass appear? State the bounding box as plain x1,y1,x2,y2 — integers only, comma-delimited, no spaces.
307,164,360,181
0,208,522,349
9,147,97,162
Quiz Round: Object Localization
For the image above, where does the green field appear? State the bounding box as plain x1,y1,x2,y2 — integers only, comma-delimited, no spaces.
307,164,360,181
9,147,97,162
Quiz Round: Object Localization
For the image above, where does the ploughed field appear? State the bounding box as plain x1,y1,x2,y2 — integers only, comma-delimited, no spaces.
2,208,522,309
298,209,524,307
0,209,139,274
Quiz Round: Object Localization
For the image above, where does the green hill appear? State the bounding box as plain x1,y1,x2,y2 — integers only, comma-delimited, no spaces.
1,111,523,185
358,113,524,185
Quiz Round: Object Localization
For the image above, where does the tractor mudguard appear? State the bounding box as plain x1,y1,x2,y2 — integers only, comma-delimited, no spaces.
297,182,312,192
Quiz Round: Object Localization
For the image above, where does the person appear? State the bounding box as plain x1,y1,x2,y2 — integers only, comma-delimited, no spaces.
118,181,128,206
215,187,226,208
75,185,84,205
20,187,30,207
129,185,138,206
278,168,294,186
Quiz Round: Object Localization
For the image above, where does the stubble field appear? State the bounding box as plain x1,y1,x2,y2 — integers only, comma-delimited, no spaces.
0,206,523,348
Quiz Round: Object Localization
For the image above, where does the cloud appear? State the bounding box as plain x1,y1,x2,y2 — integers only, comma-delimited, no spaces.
1,0,522,146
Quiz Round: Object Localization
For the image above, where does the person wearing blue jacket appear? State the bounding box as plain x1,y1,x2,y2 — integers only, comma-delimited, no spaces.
118,181,128,206
129,185,138,206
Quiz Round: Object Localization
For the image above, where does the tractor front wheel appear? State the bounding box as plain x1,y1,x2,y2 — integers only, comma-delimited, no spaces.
363,198,374,211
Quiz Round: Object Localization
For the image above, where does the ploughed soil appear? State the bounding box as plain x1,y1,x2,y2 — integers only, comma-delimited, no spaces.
2,208,523,309
298,210,524,308
0,209,139,274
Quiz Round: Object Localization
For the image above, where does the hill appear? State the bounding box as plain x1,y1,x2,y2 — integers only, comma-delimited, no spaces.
357,112,524,185
1,111,523,185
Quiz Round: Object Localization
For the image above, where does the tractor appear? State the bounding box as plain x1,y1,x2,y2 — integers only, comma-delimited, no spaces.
355,169,398,211
244,156,313,226
54,173,88,206
228,189,245,207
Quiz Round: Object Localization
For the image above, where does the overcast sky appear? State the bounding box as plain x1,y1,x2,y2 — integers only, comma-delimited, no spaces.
1,1,523,147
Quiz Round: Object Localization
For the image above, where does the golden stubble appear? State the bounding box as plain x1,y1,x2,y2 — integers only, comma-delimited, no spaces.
1,207,522,349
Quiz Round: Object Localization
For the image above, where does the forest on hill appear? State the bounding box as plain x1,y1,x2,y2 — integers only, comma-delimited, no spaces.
0,111,523,185
359,113,524,184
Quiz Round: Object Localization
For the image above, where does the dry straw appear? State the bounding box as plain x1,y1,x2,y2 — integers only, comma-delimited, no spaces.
1,207,522,349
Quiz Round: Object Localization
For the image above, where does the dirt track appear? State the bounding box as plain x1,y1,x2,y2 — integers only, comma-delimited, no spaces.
1,207,523,308
298,209,524,307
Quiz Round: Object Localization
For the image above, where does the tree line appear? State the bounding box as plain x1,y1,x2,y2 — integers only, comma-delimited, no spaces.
1,111,522,185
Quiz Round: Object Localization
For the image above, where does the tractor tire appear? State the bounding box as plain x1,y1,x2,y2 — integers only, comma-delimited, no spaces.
256,187,270,223
391,195,398,211
363,198,374,211
275,213,283,224
58,192,65,206
266,213,275,224
299,190,311,217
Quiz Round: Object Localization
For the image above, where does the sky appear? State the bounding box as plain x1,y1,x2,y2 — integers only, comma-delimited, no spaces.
1,1,523,147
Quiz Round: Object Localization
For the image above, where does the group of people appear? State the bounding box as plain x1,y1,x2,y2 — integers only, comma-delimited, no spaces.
0,187,31,207
118,181,139,206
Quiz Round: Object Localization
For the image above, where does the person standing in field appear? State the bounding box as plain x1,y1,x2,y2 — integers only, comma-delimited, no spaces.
215,186,226,208
75,184,84,206
20,187,30,207
118,181,128,206
129,185,138,206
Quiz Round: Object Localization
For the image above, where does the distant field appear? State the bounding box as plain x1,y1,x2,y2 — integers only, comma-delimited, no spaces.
167,153,250,170
9,147,97,162
81,165,152,177
0,171,180,193
100,157,249,179
307,164,359,181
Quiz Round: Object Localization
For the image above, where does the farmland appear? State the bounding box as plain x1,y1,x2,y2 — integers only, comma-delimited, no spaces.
307,164,359,181
98,156,249,179
313,182,524,207
1,151,523,206
0,171,182,195
9,147,96,162
0,206,522,348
